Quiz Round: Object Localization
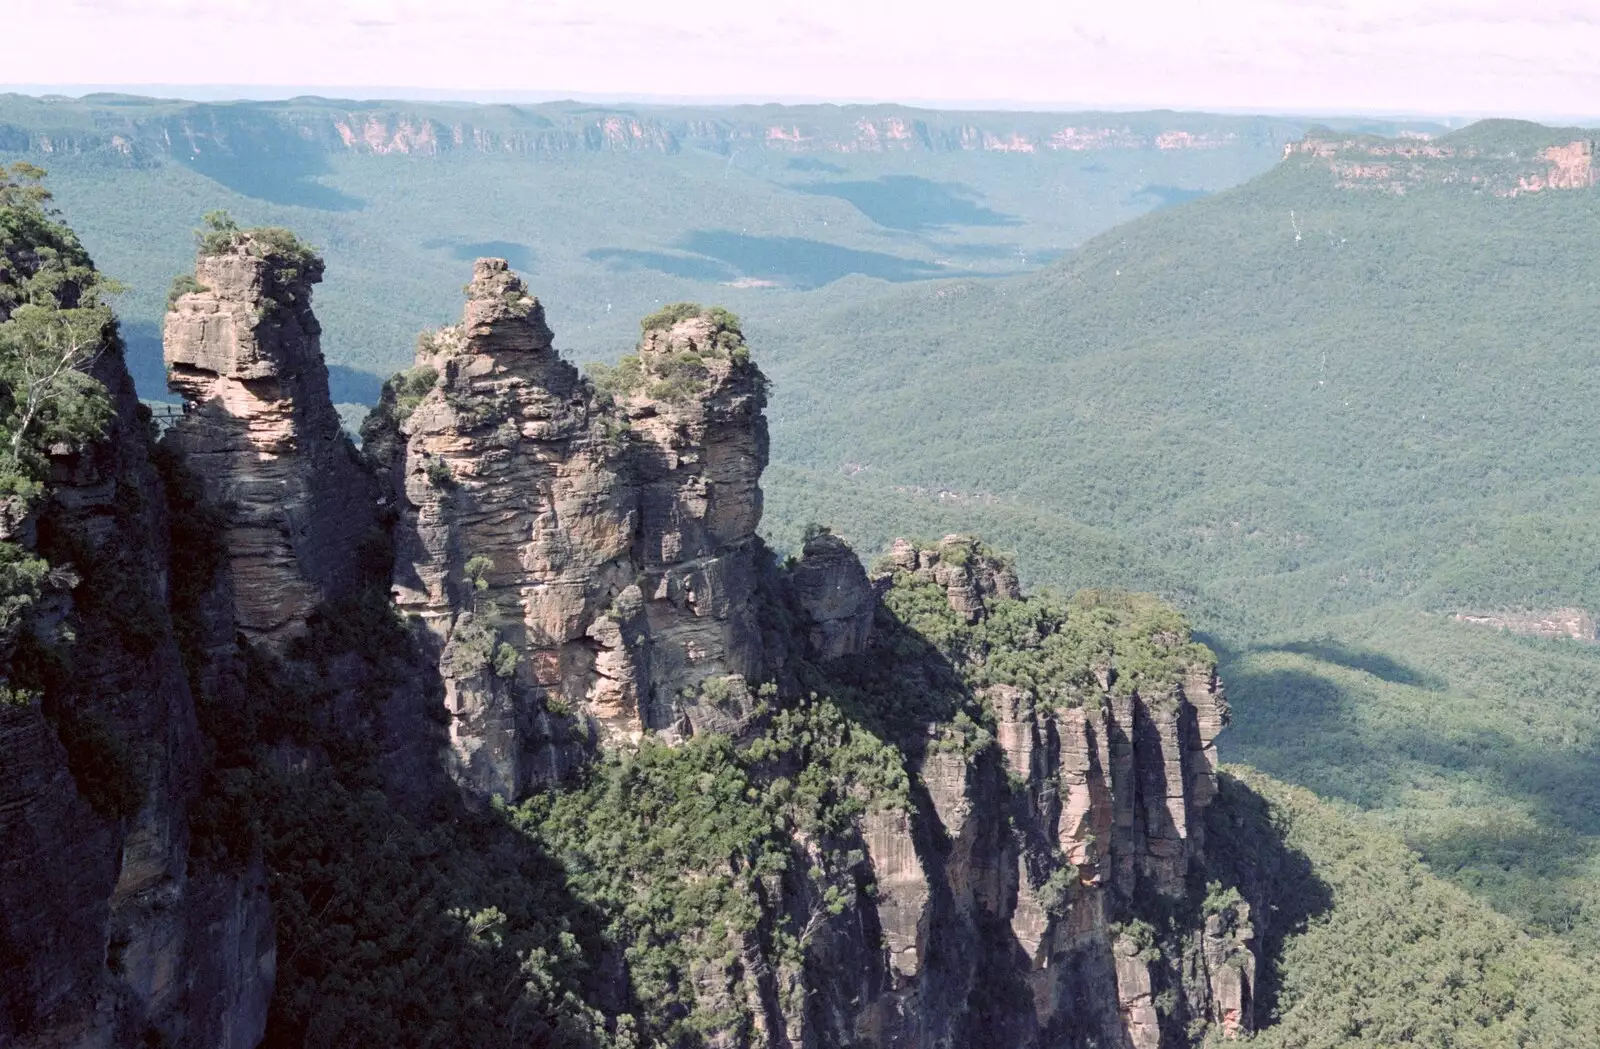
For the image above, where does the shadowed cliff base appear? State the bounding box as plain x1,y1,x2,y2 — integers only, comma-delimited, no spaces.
1202,771,1332,1028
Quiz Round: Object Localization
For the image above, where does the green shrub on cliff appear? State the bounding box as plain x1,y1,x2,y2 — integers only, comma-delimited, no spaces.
639,301,702,332
512,692,906,1045
166,272,206,306
193,209,320,284
0,164,117,496
872,564,1213,710
0,164,118,701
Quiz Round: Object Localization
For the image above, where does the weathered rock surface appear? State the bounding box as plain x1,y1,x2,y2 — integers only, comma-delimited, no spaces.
0,333,273,1048
896,533,1022,622
826,543,1252,1049
385,262,769,796
789,530,874,659
164,242,375,645
1453,607,1596,641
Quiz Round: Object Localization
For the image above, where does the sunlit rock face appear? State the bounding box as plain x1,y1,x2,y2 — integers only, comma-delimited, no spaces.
164,242,376,645
383,262,769,797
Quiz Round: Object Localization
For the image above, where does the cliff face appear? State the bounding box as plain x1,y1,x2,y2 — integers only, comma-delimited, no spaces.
380,262,768,796
0,97,1307,165
5,239,1255,1048
0,329,272,1048
163,240,377,646
790,537,1254,1049
1283,124,1597,196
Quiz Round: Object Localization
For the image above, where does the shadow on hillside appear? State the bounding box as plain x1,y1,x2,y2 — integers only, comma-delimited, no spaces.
1217,639,1600,945
168,104,362,211
679,230,950,288
426,238,537,273
586,232,955,289
786,158,846,174
1257,638,1445,691
1210,656,1405,810
587,247,736,282
181,153,363,212
327,365,384,406
1386,724,1600,839
120,320,168,401
1204,772,1334,1030
1408,816,1597,937
1134,184,1209,209
795,175,1020,232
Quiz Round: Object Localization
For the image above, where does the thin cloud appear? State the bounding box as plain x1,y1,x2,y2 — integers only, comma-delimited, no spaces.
4,0,1599,118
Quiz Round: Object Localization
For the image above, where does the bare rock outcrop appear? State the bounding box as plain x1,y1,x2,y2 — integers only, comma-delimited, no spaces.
789,530,875,659
891,533,1021,622
163,237,376,645
383,266,769,796
829,552,1253,1049
1,328,272,1048
1453,607,1596,641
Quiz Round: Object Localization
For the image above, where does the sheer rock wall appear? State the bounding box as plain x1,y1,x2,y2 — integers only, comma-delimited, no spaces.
163,246,376,646
382,260,769,797
810,537,1255,1049
0,333,272,1049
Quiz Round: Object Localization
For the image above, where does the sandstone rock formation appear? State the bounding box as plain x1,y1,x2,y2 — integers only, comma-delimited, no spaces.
0,330,272,1049
825,544,1253,1049
163,236,376,645
789,529,875,659
381,263,769,796
886,533,1021,622
3,238,1260,1049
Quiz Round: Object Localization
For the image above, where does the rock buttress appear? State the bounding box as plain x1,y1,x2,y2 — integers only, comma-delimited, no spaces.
1,325,272,1048
386,265,768,797
805,542,1256,1049
163,237,376,645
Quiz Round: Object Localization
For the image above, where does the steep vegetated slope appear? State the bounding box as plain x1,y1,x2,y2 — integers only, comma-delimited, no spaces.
754,120,1600,948
0,93,1438,409
7,176,1600,1047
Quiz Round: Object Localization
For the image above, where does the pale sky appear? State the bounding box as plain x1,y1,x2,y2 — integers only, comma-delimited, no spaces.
8,0,1600,119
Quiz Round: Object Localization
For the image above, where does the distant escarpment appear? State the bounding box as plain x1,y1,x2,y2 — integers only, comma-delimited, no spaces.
1284,120,1596,196
0,95,1364,165
3,196,1260,1048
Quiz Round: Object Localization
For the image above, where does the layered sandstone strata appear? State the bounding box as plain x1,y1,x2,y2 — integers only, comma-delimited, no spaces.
834,543,1253,1049
2,327,272,1049
383,261,768,796
163,239,375,644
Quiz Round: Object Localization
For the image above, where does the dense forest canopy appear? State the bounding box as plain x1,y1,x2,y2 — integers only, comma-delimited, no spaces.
750,120,1600,952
